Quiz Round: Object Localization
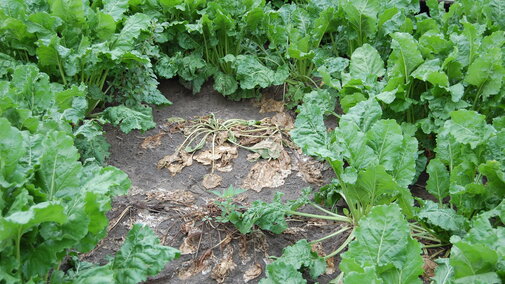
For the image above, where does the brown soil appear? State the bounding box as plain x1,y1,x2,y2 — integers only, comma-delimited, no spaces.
81,79,348,283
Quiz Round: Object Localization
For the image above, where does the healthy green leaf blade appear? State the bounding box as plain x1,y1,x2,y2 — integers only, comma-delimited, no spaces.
340,204,423,282
103,105,156,134
0,118,27,188
426,158,450,203
388,32,424,80
102,0,129,21
111,224,180,283
261,239,326,283
349,44,385,84
38,131,82,199
366,119,403,171
0,202,67,242
445,110,495,149
418,200,467,235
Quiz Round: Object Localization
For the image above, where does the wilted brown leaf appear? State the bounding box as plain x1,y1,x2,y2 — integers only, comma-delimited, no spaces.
157,151,193,176
246,153,261,162
166,116,186,124
249,139,283,159
271,112,294,130
325,257,336,275
194,144,238,172
194,151,221,165
178,249,214,280
211,245,236,283
203,173,222,189
162,117,186,133
310,243,335,275
215,130,229,145
239,235,250,263
243,263,262,283
293,151,326,185
255,97,284,113
140,132,166,149
219,233,234,250
242,150,291,192
423,255,437,279
297,160,325,185
239,135,263,146
179,222,202,255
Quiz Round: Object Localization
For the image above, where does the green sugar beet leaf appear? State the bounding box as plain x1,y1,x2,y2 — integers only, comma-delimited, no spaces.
365,119,403,171
260,239,326,283
445,110,495,149
271,239,326,279
71,224,180,284
431,258,454,284
339,98,382,132
74,120,111,165
81,165,131,197
418,200,468,235
388,32,424,81
37,130,82,199
230,193,289,234
340,204,423,284
231,55,289,90
464,47,505,103
260,262,305,284
432,201,505,283
110,13,151,57
450,242,499,280
0,201,67,242
425,158,450,203
103,104,156,134
390,134,418,188
102,0,129,22
341,0,380,46
111,224,181,283
410,59,449,87
344,267,384,284
213,71,238,96
349,44,385,85
0,118,27,188
291,90,341,159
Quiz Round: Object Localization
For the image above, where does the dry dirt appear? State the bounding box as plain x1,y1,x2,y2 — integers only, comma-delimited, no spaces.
81,79,349,283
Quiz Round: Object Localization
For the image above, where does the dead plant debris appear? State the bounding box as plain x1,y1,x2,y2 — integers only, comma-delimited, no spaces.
140,132,166,149
177,249,215,280
242,150,292,192
243,263,262,283
202,173,223,189
211,245,236,283
155,112,326,199
145,189,195,206
254,97,285,113
157,151,193,176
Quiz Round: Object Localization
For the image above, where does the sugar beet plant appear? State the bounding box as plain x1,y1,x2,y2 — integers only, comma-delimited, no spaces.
0,64,180,282
0,0,171,133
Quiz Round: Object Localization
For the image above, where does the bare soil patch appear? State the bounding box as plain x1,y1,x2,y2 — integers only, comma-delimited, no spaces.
81,80,346,283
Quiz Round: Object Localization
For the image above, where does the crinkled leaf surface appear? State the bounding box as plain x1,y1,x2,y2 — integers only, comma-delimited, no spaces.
111,224,180,283
261,239,326,283
445,110,495,149
418,200,467,235
340,204,423,283
103,104,156,133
